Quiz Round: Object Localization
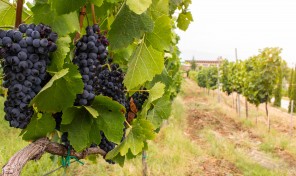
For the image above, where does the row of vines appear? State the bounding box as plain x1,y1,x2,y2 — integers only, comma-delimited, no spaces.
0,0,193,175
195,47,295,130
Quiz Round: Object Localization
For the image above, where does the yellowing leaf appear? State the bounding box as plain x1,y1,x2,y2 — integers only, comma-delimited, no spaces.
126,0,152,14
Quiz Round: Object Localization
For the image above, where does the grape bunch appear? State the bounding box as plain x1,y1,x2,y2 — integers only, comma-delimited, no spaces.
93,63,126,107
73,24,109,106
0,23,57,128
130,88,149,111
91,62,127,163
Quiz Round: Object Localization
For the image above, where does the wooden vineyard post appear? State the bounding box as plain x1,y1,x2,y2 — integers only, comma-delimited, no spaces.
266,102,270,132
142,151,148,176
245,97,248,119
290,100,294,136
237,94,241,117
256,107,258,125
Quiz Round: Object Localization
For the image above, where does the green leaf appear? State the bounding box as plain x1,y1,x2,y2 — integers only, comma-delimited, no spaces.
84,106,99,118
150,0,169,18
48,36,71,72
109,5,154,49
90,0,104,7
140,82,165,117
0,0,31,26
61,107,82,125
146,15,172,51
31,3,79,36
22,113,55,140
124,42,164,90
30,64,84,113
106,0,123,3
89,122,102,144
61,112,93,152
147,95,172,128
126,0,152,14
51,0,86,15
91,95,126,144
177,11,193,31
149,69,173,90
0,0,15,26
106,119,156,159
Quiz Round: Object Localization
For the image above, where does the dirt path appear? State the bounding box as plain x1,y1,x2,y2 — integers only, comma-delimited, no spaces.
181,79,296,175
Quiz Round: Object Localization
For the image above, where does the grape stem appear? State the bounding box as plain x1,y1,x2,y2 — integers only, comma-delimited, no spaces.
15,0,24,28
125,119,132,128
102,64,112,71
125,90,150,92
74,5,87,43
91,4,97,24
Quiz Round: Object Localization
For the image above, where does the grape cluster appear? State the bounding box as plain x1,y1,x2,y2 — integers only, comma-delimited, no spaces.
0,24,57,128
73,24,109,106
130,88,149,111
94,63,126,106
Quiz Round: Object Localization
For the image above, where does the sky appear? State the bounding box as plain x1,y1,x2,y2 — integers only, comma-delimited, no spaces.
176,0,296,67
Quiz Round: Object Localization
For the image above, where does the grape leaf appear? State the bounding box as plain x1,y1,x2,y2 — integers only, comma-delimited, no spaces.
89,122,102,144
109,5,154,49
0,0,15,26
147,95,172,128
22,113,55,140
105,0,123,3
150,0,169,19
31,3,79,36
84,106,99,118
140,82,165,117
0,0,31,26
91,95,126,144
30,64,84,113
177,11,193,31
126,0,152,14
90,0,104,7
169,0,182,14
48,36,71,72
146,15,172,51
149,69,173,90
51,0,86,15
61,112,93,152
124,42,164,90
105,119,156,160
61,107,82,125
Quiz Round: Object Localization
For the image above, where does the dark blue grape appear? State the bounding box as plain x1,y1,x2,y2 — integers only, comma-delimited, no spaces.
13,31,23,42
26,28,33,36
2,37,12,47
18,24,28,33
31,31,40,39
11,43,21,53
40,39,48,47
32,39,40,47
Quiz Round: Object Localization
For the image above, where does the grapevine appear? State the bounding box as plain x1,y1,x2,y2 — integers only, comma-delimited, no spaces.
0,0,192,175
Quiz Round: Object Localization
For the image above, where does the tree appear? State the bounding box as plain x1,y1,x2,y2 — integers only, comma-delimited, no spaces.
244,48,282,131
273,60,285,107
191,56,196,70
220,59,233,95
289,66,296,113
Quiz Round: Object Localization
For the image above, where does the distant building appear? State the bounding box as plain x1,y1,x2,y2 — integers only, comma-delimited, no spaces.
185,58,222,69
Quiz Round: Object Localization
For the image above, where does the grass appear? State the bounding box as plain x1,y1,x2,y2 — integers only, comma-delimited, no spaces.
0,94,203,175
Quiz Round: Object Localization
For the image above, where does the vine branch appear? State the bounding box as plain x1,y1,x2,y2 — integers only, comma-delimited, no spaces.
91,4,97,24
15,0,24,28
74,5,87,43
1,138,106,176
